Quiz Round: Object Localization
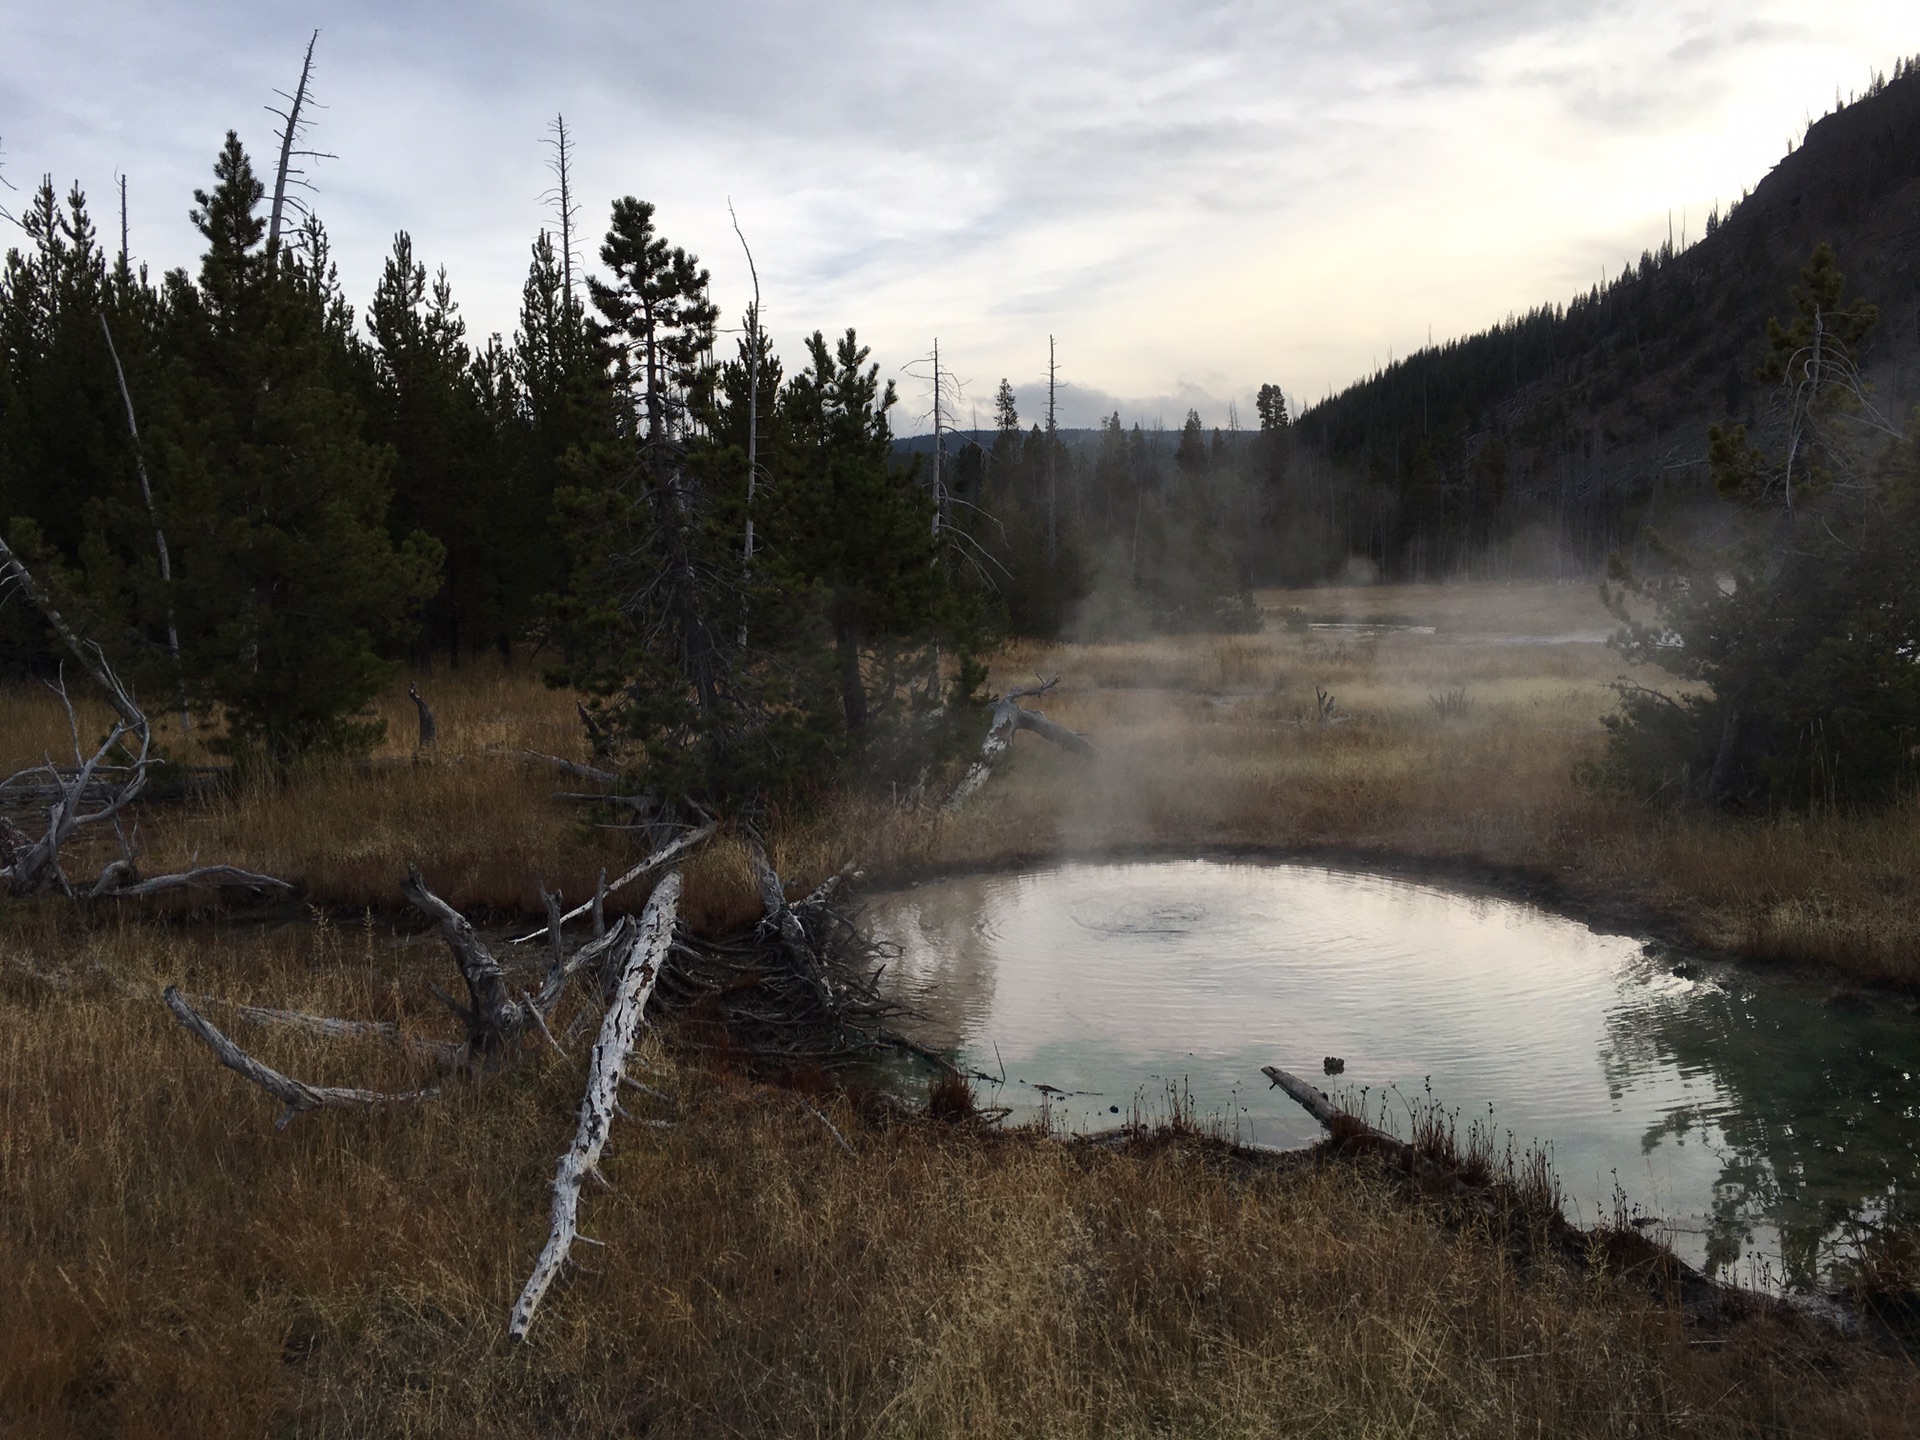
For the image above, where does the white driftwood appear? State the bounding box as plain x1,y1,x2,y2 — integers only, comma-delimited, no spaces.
165,987,439,1129
946,679,1093,810
509,869,681,1341
96,864,293,899
522,750,619,786
1261,1065,1340,1127
210,998,465,1067
2,670,151,896
510,822,714,944
1261,1063,1502,1220
533,914,633,1015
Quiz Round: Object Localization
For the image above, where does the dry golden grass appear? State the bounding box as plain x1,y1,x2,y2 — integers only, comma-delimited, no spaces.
5,585,1920,1434
6,580,1915,976
2,913,1916,1438
808,581,1920,986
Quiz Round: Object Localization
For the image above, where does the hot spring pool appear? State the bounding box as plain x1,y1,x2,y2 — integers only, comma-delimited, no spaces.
866,859,1920,1288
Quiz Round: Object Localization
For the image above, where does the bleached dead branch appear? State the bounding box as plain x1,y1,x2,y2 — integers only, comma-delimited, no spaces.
946,677,1093,810
164,987,440,1129
511,822,714,945
510,869,681,1341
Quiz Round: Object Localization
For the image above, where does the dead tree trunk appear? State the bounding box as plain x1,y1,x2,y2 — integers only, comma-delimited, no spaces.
407,684,438,754
266,31,323,265
165,987,439,1129
97,313,189,735
510,869,682,1341
402,865,527,1057
946,678,1093,810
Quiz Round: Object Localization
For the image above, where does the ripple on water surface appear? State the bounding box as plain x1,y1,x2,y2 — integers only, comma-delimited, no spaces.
866,859,1920,1289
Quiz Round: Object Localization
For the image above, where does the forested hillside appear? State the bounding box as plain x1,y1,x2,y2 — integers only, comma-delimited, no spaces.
1284,57,1920,580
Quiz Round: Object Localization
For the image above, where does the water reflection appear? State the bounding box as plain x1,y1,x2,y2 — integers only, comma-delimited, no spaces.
866,859,1920,1288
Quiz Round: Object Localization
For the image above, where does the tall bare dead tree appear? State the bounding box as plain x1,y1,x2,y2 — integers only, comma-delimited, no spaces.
1046,334,1059,568
97,314,189,734
540,114,581,305
265,30,334,267
729,202,762,622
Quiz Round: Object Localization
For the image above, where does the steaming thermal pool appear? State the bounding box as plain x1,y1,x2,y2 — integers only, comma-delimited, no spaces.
866,859,1920,1289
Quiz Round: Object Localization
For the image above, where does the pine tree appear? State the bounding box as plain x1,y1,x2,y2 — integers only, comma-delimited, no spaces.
152,133,440,763
769,327,951,737
1600,247,1920,806
550,197,762,805
367,231,502,659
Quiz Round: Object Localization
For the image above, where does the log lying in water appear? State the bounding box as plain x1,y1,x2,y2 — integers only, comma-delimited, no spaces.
510,869,681,1341
1262,1063,1505,1222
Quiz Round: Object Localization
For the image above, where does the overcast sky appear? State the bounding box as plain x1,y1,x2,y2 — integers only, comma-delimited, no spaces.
6,2,1919,430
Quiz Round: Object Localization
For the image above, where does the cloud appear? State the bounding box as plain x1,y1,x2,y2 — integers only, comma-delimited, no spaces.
4,0,1916,428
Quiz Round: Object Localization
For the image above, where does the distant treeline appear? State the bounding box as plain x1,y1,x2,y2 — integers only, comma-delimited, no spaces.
927,387,1290,638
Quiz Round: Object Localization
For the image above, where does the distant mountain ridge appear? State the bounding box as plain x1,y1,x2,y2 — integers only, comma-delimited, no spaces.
1289,60,1920,576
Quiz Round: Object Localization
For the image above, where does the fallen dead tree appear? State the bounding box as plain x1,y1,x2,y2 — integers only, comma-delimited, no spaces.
1260,1063,1872,1335
509,870,681,1340
653,848,920,1076
165,987,441,1129
0,667,151,896
946,677,1094,810
511,822,714,945
150,823,909,1337
0,540,291,902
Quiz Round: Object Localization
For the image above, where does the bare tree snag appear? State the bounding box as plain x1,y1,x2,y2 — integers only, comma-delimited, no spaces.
946,678,1092,810
510,822,714,945
165,987,439,1129
750,842,807,951
0,533,147,732
510,869,681,1341
2,669,150,896
402,866,527,1055
407,684,437,754
266,31,331,264
750,841,836,1011
97,313,189,734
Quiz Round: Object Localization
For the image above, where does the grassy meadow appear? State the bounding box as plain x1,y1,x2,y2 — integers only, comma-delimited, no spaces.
3,579,1919,1436
9,578,1912,983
